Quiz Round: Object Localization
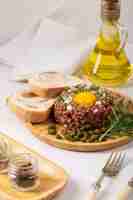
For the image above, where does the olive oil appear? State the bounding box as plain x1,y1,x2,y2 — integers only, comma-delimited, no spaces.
75,0,132,87
81,23,132,86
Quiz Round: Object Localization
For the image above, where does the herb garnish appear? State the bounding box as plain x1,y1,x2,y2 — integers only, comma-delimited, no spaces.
99,108,133,141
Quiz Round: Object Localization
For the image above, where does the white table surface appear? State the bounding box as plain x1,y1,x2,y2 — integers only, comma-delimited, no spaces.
0,65,133,200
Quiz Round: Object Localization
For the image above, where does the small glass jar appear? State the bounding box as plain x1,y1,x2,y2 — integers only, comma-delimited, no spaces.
129,178,133,188
0,137,11,173
8,153,39,191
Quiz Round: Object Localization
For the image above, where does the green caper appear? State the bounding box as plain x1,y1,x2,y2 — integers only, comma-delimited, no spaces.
80,132,88,142
48,123,56,135
65,133,77,141
48,128,56,135
88,135,99,143
56,134,62,139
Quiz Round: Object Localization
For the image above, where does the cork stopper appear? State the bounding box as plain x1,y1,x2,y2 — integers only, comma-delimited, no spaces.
101,0,121,21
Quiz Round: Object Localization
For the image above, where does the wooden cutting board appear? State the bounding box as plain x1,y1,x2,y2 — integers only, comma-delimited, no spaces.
0,133,68,200
26,123,130,152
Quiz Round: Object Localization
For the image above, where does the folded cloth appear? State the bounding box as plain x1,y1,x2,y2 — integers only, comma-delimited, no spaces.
0,19,45,68
0,17,94,78
0,0,98,75
0,7,132,79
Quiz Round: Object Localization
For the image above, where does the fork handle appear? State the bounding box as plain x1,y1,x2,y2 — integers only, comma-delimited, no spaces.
117,186,133,200
88,184,99,200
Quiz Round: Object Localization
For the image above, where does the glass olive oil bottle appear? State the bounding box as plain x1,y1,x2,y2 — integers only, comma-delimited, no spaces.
75,0,132,87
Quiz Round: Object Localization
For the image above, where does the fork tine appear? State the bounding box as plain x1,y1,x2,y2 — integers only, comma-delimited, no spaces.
108,152,118,167
110,152,126,170
114,153,122,167
104,152,114,169
117,153,126,170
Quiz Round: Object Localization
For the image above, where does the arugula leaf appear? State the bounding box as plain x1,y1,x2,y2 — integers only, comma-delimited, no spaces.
99,112,133,141
111,114,133,132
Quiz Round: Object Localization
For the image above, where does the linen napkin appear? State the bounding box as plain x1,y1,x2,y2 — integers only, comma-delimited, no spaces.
0,0,99,75
0,17,95,78
0,0,132,78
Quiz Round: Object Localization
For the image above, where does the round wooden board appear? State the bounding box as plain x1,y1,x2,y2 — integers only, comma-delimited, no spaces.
26,122,130,152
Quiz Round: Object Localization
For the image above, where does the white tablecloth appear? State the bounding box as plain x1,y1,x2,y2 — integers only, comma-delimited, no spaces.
0,18,133,200
0,66,133,200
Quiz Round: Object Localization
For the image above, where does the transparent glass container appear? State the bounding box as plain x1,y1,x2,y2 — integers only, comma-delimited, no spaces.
74,0,132,87
8,153,40,191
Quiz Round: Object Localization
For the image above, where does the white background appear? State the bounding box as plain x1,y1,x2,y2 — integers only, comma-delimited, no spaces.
0,1,133,200
0,0,132,44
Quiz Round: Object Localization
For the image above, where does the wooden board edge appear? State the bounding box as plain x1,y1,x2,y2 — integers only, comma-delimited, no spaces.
26,123,131,152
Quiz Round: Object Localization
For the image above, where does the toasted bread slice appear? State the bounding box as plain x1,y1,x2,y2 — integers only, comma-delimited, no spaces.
7,91,55,123
29,72,83,97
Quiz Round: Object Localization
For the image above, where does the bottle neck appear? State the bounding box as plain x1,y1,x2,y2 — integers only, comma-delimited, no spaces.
100,0,121,50
101,19,119,40
96,19,121,51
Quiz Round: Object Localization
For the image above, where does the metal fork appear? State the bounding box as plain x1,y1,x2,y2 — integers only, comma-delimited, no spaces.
88,152,126,200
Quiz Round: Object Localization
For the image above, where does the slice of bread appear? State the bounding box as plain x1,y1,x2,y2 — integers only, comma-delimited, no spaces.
7,91,55,123
29,72,83,97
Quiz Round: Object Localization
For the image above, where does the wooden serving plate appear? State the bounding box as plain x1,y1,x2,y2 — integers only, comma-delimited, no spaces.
0,133,68,200
8,84,133,152
26,123,130,152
